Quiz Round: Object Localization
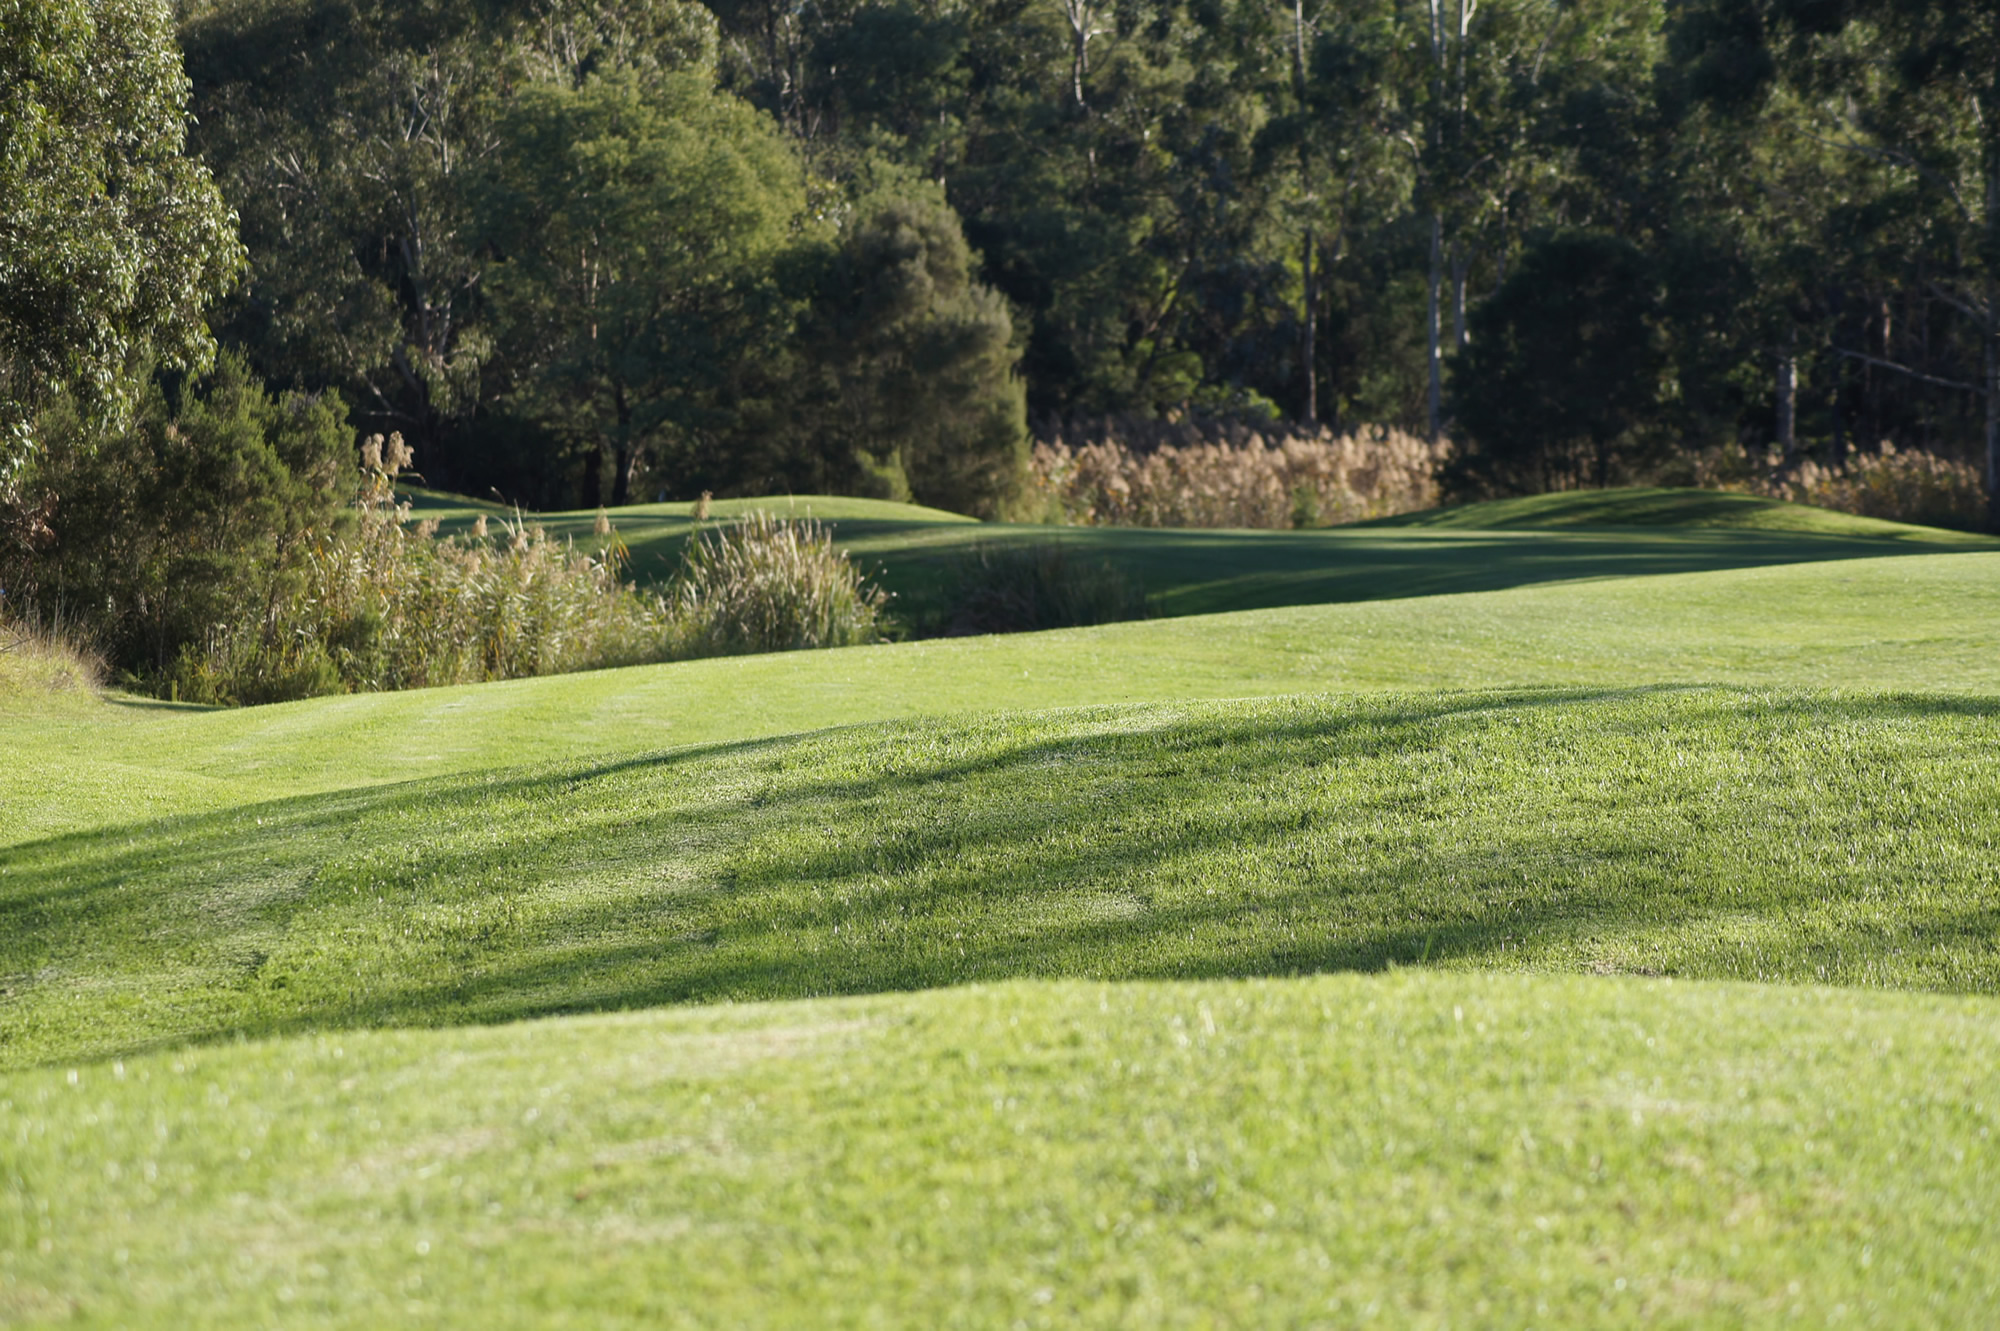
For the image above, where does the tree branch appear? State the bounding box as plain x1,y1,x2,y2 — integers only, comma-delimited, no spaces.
1924,279,1996,329
1835,346,1987,396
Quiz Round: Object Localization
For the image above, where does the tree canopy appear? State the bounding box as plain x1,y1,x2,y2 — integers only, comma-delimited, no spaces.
0,0,240,489
6,0,1993,521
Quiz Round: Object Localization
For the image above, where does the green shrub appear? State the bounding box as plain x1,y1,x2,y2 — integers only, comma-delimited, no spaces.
0,352,351,685
165,443,667,703
666,511,887,655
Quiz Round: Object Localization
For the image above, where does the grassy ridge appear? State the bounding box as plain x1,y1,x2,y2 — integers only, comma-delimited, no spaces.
4,973,1995,1327
405,487,1998,621
7,551,1999,844
9,688,2000,1070
1359,485,1970,535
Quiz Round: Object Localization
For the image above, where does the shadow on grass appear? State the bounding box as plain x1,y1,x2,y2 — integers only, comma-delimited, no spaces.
7,686,2000,1067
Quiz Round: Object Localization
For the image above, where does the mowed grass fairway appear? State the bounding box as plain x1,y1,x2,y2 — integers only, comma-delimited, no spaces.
5,490,2000,1326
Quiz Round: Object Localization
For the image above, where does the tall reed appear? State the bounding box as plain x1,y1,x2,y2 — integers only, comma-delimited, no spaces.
1025,419,1446,528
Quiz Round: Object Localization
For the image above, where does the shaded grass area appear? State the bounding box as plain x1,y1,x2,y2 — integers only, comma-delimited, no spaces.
3,972,1996,1327
7,688,2000,1070
6,551,2000,845
402,487,1997,622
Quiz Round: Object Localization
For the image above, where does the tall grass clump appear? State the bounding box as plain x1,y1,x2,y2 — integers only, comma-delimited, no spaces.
0,614,103,698
1684,441,1988,532
667,510,887,655
1772,445,1987,531
1025,418,1446,528
165,437,663,703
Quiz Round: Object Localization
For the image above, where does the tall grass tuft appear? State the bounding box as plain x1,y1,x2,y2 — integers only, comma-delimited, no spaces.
164,436,664,704
1774,445,1986,532
1688,441,1988,532
1025,419,1446,528
0,614,104,699
667,511,887,656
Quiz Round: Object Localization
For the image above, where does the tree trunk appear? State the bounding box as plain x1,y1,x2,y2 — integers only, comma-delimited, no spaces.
583,440,605,509
612,443,635,508
1775,329,1797,460
1427,213,1443,443
1451,247,1470,351
1985,317,1999,533
1830,357,1848,468
1301,225,1318,425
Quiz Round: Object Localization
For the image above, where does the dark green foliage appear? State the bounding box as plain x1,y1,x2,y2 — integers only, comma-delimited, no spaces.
478,70,803,508
10,353,350,683
1449,234,1672,495
790,194,1029,518
133,0,2000,517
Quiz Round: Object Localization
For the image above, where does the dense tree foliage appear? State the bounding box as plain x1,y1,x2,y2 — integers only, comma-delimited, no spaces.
7,0,1994,525
0,0,240,492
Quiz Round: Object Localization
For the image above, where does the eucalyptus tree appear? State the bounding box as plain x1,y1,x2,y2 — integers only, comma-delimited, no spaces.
1396,0,1660,441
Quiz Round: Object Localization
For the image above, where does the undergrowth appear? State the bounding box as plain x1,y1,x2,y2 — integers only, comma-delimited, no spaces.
168,441,887,704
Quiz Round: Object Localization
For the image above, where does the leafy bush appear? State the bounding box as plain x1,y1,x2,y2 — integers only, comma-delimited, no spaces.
667,511,888,656
1024,420,1444,528
0,352,351,685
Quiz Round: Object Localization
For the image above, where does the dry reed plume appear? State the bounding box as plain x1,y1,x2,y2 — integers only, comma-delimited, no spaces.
1704,441,1988,532
1026,419,1447,529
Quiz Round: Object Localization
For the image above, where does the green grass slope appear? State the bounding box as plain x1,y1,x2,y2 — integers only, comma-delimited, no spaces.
404,486,1997,621
4,973,1996,1327
8,500,2000,1326
7,551,1999,844
1361,485,1979,537
9,688,2000,1070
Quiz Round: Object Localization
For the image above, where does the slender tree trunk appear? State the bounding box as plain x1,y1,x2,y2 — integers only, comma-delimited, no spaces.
1427,213,1443,443
583,440,605,509
611,388,635,508
1775,328,1797,460
1293,0,1315,425
612,444,635,508
1985,312,1999,533
1302,225,1318,424
1451,247,1470,351
1830,357,1848,468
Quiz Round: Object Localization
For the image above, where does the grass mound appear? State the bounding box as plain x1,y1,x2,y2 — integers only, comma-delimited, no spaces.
9,687,2000,1069
5,973,1995,1326
399,486,1997,622
7,550,2000,845
1364,485,1983,538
